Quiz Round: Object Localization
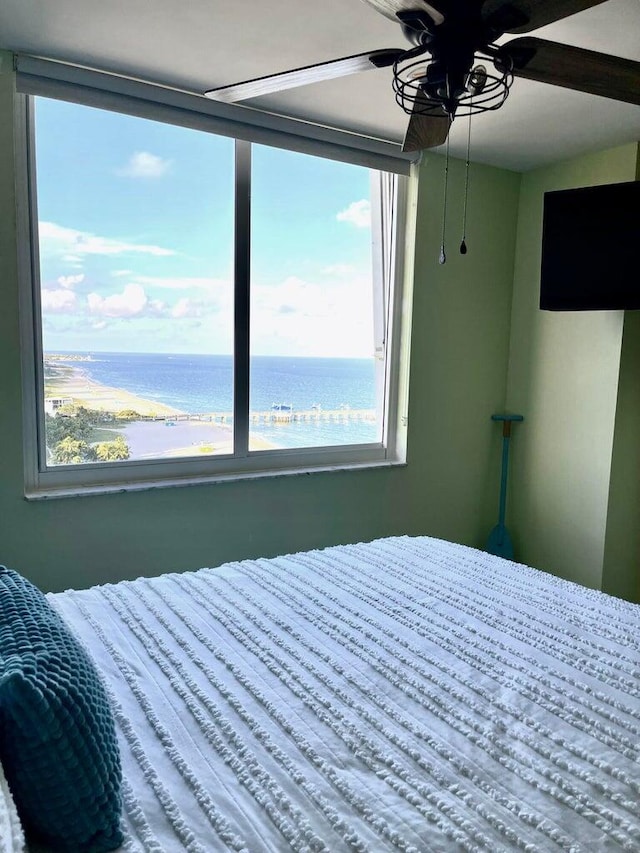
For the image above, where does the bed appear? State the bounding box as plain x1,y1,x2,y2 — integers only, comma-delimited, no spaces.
3,535,640,851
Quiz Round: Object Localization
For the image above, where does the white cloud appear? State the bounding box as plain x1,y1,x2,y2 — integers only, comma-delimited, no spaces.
172,298,196,319
61,254,84,268
39,221,175,259
87,283,148,318
134,275,229,292
132,275,232,317
57,273,85,289
336,199,371,229
323,263,358,277
250,273,374,357
172,297,220,318
148,298,167,316
116,151,171,178
41,289,78,313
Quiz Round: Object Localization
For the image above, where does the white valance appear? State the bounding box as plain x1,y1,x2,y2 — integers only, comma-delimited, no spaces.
15,54,416,175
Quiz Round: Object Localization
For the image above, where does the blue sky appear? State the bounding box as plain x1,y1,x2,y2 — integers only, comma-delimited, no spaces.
35,97,376,358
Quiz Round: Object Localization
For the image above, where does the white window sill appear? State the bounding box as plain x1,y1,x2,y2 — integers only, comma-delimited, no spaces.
24,458,407,501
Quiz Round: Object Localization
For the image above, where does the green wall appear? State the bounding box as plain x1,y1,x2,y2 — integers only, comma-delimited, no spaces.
410,153,520,547
0,58,520,592
505,143,639,594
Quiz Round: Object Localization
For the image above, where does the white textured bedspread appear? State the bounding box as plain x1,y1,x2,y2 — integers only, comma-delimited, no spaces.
50,536,640,852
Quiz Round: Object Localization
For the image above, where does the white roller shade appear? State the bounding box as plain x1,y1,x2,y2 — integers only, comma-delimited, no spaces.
15,55,416,175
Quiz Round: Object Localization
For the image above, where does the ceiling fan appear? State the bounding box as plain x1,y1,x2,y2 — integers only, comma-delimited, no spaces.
204,0,640,153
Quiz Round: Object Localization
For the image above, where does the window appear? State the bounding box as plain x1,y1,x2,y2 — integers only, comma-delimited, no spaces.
17,81,413,497
249,144,384,451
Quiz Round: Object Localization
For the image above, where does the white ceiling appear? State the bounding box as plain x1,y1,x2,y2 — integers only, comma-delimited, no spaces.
0,0,638,171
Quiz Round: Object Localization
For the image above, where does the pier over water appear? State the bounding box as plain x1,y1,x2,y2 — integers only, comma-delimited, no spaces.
144,409,376,425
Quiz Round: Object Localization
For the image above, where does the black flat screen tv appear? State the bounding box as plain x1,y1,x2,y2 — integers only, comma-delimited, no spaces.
540,180,640,311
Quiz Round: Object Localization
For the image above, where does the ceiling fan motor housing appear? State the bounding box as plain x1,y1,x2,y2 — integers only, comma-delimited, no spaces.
393,7,514,117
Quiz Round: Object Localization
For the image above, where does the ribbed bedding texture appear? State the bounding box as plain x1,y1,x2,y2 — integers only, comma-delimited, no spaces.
49,535,640,852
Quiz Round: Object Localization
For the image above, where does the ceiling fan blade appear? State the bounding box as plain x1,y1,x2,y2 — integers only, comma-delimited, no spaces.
482,0,608,34
402,98,450,152
502,37,640,105
361,0,445,27
205,48,404,102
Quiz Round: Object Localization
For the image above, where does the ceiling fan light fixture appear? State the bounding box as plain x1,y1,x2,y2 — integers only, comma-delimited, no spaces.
392,47,514,118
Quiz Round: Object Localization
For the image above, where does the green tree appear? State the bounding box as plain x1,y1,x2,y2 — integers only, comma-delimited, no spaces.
46,407,93,444
46,407,134,463
52,436,97,464
94,435,130,461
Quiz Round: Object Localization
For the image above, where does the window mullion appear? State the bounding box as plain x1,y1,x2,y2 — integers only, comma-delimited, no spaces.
233,140,251,457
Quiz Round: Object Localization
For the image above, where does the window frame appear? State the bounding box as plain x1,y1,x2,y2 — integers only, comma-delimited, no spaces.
15,78,415,499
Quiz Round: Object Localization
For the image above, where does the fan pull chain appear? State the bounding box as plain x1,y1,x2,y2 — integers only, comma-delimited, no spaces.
439,122,452,265
460,104,472,255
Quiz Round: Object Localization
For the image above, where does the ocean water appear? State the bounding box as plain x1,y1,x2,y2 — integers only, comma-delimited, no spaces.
67,352,381,448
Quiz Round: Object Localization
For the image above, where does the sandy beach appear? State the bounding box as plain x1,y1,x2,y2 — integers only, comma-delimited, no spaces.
44,358,277,457
45,359,183,417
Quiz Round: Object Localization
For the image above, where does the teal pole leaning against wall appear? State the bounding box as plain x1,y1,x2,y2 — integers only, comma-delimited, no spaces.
486,414,524,560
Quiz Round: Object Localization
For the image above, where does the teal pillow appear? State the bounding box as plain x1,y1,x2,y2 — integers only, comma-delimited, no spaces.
0,567,123,852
